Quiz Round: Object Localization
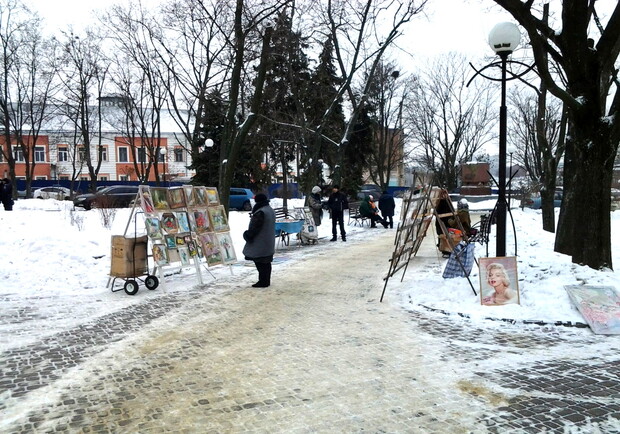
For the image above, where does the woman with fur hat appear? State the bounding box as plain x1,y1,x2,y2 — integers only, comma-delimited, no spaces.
308,185,323,226
242,193,275,287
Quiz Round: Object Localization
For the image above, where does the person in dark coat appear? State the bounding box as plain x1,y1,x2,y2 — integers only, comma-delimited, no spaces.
327,184,348,242
1,178,14,211
435,188,454,256
308,185,323,226
378,190,396,228
242,193,276,287
360,195,388,228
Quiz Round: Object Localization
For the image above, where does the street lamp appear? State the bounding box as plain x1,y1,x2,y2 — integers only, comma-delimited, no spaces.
489,22,520,257
159,147,167,186
468,22,522,257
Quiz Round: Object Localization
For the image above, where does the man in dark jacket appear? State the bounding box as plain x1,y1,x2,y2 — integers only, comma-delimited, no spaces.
378,190,396,228
360,195,388,228
327,184,348,242
1,178,14,211
242,193,276,287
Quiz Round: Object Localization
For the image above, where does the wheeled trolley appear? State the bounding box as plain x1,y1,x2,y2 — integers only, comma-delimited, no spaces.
108,234,160,295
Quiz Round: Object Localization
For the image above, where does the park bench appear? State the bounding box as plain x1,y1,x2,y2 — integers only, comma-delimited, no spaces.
347,201,369,227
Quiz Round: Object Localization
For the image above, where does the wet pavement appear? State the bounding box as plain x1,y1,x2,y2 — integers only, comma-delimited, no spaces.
1,230,619,433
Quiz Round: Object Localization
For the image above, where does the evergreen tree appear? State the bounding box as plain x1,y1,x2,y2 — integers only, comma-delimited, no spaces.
251,9,311,194
303,36,345,189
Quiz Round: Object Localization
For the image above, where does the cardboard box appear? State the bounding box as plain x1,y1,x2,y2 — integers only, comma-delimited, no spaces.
110,235,148,278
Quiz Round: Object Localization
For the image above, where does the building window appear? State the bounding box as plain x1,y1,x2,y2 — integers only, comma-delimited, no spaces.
174,148,184,162
118,147,129,163
99,176,108,181
119,175,128,181
59,176,69,180
137,147,147,163
101,147,108,161
34,146,45,163
58,147,69,162
35,176,47,180
78,148,87,162
13,147,24,162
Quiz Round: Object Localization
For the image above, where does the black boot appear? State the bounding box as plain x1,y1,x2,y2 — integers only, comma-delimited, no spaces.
330,236,337,241
342,235,346,242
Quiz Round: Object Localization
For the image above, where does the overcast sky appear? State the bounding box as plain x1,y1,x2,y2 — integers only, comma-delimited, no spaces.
25,0,514,62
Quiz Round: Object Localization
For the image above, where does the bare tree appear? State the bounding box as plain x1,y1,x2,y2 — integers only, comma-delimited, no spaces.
317,0,428,187
104,4,171,184
493,1,620,269
406,53,496,190
56,29,108,193
0,0,58,197
362,62,410,190
509,89,566,232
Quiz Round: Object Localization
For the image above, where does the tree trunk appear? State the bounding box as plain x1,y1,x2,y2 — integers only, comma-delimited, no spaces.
555,117,614,269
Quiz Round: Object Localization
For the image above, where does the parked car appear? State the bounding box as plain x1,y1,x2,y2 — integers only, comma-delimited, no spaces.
33,186,73,200
74,185,140,210
229,188,254,211
522,190,563,209
356,184,382,201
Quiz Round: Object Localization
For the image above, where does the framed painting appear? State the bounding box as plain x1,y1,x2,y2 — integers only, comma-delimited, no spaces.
565,285,620,335
138,185,155,215
167,248,180,263
183,185,196,207
150,187,170,210
205,187,220,205
175,235,186,246
216,232,237,264
161,212,179,234
479,257,520,306
145,217,162,240
178,246,190,266
165,234,177,249
152,244,169,265
208,205,229,232
190,209,211,233
186,240,198,257
175,211,191,233
198,232,223,266
193,186,208,206
167,187,186,209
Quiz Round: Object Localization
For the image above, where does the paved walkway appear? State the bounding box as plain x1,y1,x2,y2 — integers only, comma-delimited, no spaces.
1,230,619,433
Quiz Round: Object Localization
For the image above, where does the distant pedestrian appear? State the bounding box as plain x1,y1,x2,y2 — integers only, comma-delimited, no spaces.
360,195,388,228
308,185,323,226
242,193,275,288
1,178,14,211
327,184,348,242
378,190,396,229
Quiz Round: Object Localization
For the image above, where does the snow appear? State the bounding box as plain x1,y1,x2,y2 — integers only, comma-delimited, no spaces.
1,195,619,349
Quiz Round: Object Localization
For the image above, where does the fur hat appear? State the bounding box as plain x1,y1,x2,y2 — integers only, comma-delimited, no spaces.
312,186,321,194
254,193,269,203
458,198,469,210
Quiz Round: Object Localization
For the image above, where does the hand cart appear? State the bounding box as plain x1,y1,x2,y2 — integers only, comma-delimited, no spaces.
107,206,160,295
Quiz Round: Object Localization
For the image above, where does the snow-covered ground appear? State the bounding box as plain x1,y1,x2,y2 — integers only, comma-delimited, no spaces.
1,195,619,346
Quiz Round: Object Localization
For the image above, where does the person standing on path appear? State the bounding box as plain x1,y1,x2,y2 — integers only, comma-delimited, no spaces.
327,184,348,242
378,190,396,229
1,178,14,211
242,193,276,287
308,185,323,227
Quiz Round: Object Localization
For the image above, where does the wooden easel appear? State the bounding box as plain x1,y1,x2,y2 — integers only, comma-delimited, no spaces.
381,185,477,302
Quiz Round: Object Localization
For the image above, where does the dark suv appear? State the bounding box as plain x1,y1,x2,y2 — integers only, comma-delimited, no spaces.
74,185,140,210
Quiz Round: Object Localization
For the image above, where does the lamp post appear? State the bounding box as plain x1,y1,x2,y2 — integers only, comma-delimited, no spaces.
488,22,521,257
159,147,167,186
